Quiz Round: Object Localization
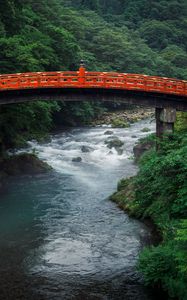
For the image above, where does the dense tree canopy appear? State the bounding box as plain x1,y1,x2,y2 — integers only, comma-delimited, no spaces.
0,0,186,149
1,0,186,75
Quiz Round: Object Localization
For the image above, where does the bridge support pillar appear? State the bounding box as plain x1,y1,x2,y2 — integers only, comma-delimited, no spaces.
156,107,176,138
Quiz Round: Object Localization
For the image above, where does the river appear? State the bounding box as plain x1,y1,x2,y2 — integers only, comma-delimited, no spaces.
0,119,159,300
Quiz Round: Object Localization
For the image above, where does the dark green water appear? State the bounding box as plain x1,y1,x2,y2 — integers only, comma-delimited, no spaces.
0,120,160,300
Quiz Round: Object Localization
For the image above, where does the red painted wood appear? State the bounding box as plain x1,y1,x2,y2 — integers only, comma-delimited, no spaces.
0,68,186,97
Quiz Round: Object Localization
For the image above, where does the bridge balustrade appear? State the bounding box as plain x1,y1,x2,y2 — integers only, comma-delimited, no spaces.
0,69,186,97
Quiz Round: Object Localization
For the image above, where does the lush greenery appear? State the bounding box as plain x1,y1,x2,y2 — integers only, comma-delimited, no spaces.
110,126,187,299
0,0,186,149
0,1,186,297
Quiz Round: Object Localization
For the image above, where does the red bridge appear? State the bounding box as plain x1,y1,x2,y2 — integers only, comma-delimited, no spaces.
0,66,187,136
0,66,186,96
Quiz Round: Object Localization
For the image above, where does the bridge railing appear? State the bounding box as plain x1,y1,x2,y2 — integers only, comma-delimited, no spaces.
0,70,186,97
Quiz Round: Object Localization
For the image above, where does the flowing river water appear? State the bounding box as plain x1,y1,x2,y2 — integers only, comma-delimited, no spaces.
0,119,159,300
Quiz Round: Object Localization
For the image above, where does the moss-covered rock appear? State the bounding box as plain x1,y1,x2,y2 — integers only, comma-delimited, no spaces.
111,117,130,128
110,177,138,215
104,137,124,149
0,153,52,176
133,141,154,162
141,127,151,132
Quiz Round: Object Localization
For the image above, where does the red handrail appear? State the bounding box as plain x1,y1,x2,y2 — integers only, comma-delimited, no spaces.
0,67,186,97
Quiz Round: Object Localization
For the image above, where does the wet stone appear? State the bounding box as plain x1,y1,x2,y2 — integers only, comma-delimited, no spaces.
104,130,114,135
104,137,124,149
72,157,82,162
81,145,94,153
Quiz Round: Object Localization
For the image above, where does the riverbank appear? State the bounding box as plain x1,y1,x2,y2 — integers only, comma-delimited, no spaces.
109,132,187,300
91,107,154,127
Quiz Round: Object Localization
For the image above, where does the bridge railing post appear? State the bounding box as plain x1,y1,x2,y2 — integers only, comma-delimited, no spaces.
78,61,86,85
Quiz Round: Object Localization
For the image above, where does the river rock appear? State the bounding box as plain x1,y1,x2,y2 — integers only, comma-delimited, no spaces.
133,141,154,161
104,130,114,135
105,137,124,149
111,118,130,128
0,153,52,176
72,157,82,162
81,145,94,153
116,148,123,155
131,135,137,138
141,127,151,132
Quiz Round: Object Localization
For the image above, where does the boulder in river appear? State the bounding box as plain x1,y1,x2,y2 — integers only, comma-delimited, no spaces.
116,148,123,155
141,127,151,132
81,145,94,153
105,137,124,149
133,141,154,161
0,153,52,176
72,157,82,162
111,117,130,128
104,130,114,135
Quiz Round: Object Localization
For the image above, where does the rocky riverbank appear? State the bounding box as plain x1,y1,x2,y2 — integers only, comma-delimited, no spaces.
91,107,154,127
109,134,155,208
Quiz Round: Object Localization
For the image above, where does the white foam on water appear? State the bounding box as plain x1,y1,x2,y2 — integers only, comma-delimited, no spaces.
17,118,155,180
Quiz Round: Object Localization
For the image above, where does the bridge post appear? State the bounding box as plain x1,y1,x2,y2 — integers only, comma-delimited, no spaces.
156,107,176,138
78,61,86,85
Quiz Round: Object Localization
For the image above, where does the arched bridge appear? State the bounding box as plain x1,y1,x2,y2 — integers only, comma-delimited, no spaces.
0,66,186,108
0,66,187,137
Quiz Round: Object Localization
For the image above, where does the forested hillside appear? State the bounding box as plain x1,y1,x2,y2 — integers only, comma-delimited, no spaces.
0,0,186,150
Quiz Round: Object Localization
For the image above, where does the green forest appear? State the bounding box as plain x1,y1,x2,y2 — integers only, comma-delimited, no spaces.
0,0,187,149
0,2,187,298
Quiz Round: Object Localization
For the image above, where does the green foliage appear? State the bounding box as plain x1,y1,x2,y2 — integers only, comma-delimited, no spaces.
175,112,187,133
112,131,187,299
0,102,60,148
110,177,137,213
175,220,187,275
0,0,186,148
53,101,105,126
139,219,187,300
135,134,187,220
111,117,129,128
133,133,187,299
138,241,187,300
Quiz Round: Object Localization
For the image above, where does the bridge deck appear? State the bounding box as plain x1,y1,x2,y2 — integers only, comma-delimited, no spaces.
0,69,186,98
